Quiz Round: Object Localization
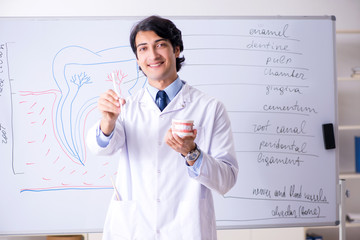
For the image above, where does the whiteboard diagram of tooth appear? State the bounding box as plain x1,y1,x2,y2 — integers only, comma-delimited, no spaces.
51,45,143,166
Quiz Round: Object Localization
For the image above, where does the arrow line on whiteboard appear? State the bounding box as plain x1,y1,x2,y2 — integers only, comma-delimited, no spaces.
216,216,326,222
183,33,301,42
222,196,329,204
186,47,302,55
227,111,310,117
232,131,315,138
236,150,319,158
185,63,309,71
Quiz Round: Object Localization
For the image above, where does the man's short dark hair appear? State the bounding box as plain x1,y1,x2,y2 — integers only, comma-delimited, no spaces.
130,15,185,72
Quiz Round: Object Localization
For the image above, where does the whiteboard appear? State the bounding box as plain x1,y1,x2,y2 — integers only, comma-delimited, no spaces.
0,16,338,234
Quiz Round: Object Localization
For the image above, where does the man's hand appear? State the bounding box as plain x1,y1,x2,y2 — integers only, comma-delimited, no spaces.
98,89,125,135
165,128,198,165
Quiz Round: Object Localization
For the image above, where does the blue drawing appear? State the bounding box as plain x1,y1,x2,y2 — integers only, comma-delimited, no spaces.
51,45,144,166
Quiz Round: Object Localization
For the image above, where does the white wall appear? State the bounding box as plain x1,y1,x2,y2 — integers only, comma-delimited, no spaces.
0,0,359,239
1,0,359,77
0,0,359,29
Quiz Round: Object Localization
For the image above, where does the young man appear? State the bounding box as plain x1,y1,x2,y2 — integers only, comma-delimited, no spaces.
87,15,238,240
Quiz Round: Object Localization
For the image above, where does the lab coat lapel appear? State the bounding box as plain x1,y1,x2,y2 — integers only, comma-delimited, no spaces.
138,88,160,112
163,83,191,113
137,83,192,113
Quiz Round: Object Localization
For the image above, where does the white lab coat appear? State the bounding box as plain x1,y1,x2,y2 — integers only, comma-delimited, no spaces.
87,82,238,240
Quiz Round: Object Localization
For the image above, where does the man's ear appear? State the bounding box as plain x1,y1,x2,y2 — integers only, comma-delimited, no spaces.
174,46,180,58
137,65,146,76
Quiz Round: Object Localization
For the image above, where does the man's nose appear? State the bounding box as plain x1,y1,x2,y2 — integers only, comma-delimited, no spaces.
148,47,160,59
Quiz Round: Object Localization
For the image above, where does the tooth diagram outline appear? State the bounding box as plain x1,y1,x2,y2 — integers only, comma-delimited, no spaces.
51,45,142,166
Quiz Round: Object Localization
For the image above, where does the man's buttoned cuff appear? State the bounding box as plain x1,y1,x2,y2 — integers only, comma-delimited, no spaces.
96,124,114,148
186,153,203,177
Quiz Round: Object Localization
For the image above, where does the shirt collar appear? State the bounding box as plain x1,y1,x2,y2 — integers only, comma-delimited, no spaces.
146,77,184,101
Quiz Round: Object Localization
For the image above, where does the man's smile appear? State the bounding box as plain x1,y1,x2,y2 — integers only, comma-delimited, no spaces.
149,62,164,68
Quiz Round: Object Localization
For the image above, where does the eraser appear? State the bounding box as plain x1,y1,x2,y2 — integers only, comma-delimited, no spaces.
322,123,336,150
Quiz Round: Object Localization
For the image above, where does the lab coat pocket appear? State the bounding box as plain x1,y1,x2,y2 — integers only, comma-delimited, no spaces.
103,198,138,240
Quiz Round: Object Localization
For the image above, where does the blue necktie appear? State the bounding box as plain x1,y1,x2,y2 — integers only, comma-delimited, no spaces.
156,90,168,111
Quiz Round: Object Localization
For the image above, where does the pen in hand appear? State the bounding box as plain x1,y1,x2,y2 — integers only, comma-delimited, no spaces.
111,73,121,104
111,72,124,118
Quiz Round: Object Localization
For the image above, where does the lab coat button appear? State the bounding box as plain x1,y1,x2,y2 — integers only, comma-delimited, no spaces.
157,198,160,203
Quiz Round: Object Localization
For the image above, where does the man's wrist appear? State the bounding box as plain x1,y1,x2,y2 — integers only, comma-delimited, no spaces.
96,123,113,148
100,119,116,136
181,143,196,157
182,143,201,163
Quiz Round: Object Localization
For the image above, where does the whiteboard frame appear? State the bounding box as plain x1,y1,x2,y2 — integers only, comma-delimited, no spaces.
0,15,339,235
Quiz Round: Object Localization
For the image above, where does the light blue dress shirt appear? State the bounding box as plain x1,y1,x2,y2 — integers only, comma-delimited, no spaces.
96,77,202,174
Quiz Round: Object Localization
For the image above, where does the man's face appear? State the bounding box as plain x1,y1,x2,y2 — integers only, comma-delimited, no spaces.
135,30,180,86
